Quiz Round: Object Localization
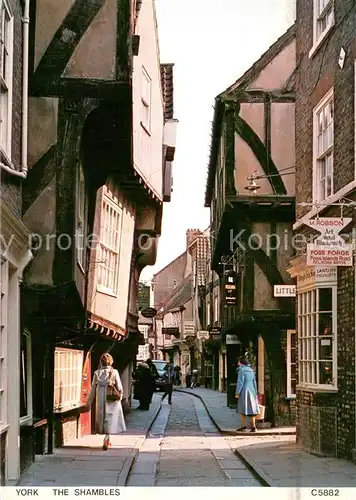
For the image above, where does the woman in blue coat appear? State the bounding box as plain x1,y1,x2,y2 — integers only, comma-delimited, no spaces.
235,356,259,432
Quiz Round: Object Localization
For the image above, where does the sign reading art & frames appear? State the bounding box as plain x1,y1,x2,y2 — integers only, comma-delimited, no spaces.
305,217,353,266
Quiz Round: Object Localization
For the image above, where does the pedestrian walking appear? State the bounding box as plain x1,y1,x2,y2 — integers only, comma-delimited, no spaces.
235,356,259,432
161,362,174,404
133,361,155,410
146,358,159,403
86,353,126,450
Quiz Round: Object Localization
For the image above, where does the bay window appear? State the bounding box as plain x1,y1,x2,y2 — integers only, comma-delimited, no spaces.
297,285,337,389
97,195,121,295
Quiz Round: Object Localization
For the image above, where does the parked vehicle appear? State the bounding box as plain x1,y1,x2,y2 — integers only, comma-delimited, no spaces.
152,360,168,391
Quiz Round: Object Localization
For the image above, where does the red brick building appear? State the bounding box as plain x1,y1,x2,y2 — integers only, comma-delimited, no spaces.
289,0,356,459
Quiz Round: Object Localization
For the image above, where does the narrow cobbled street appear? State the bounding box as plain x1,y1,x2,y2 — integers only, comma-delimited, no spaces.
126,392,262,487
18,392,263,487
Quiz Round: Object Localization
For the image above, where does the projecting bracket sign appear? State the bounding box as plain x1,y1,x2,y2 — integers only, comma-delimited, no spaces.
274,285,296,297
226,334,240,345
305,217,353,267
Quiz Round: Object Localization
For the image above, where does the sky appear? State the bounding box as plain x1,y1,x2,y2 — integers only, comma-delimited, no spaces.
140,0,296,282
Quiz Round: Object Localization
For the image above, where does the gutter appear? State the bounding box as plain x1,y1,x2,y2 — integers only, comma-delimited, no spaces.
0,0,29,179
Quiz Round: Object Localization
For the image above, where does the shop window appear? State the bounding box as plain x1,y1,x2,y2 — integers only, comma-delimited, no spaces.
297,286,337,389
54,348,83,412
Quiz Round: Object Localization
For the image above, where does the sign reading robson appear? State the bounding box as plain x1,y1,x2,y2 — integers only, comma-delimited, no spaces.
305,217,353,266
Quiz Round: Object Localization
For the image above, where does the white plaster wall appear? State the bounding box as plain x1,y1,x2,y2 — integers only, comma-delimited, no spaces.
271,103,295,196
34,0,75,70
132,0,164,200
248,40,296,90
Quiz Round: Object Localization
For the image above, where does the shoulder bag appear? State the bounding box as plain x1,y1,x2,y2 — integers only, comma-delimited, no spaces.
106,368,122,402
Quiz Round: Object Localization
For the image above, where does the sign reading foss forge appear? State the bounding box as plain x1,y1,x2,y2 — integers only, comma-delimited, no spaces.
305,217,353,267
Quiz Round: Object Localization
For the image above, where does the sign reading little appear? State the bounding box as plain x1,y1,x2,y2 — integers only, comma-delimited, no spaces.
305,217,353,267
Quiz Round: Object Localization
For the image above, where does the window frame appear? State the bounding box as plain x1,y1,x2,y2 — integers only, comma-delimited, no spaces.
76,163,86,272
310,0,334,58
286,329,297,398
0,258,8,429
97,194,122,297
53,348,84,413
0,0,14,162
20,330,33,425
140,66,151,133
297,284,337,391
213,294,219,323
312,89,334,203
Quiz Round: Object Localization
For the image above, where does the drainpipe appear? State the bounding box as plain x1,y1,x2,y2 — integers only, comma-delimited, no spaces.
0,0,29,179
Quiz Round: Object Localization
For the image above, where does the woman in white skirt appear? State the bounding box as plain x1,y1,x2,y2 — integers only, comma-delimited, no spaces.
86,353,126,450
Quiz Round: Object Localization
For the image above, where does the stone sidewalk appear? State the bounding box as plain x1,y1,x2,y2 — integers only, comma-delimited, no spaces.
177,388,356,486
176,387,295,435
17,395,162,487
229,435,356,487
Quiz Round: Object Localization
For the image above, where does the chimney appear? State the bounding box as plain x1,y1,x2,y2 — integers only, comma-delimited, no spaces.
186,229,202,249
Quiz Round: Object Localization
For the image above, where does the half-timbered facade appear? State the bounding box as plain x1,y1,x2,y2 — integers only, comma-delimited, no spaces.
205,25,296,425
19,0,176,474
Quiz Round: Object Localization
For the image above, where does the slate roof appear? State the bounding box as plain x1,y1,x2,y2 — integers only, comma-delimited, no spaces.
204,24,296,207
160,64,174,120
162,275,192,313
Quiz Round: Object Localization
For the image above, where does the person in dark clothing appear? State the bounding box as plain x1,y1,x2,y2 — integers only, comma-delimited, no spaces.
146,358,159,402
161,362,174,404
173,365,181,386
133,362,155,410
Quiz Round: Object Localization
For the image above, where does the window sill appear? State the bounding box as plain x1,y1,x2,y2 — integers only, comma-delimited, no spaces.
285,395,296,401
309,23,335,59
0,147,13,169
297,384,338,394
140,122,151,136
0,424,9,435
96,285,118,298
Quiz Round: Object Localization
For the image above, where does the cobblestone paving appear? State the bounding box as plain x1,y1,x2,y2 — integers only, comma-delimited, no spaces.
127,391,262,487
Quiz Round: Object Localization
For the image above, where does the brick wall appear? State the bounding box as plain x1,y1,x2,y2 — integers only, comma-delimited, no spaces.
1,0,24,217
295,0,356,459
0,432,6,486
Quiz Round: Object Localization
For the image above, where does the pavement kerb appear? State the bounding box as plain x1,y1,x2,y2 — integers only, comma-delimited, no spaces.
233,448,274,487
175,388,296,436
118,399,163,486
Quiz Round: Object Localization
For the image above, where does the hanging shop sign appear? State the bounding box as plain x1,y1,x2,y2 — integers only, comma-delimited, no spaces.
226,334,240,345
162,327,179,337
141,307,157,318
197,330,209,340
183,321,195,336
224,270,238,306
209,327,221,338
273,285,296,297
305,217,353,267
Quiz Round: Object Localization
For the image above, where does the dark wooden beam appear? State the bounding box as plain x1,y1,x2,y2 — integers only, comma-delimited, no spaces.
30,0,106,90
224,90,295,103
234,114,287,195
30,78,128,99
